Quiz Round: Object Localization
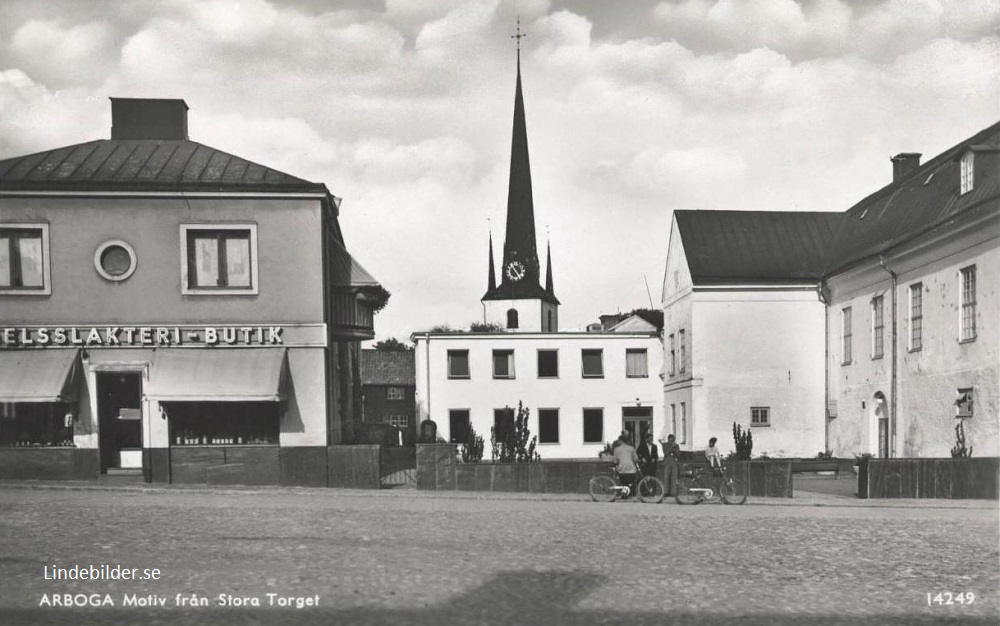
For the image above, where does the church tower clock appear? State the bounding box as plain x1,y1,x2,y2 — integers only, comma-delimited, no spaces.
481,28,559,332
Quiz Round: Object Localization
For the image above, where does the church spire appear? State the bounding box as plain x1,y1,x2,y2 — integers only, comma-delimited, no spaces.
545,239,554,295
487,231,497,292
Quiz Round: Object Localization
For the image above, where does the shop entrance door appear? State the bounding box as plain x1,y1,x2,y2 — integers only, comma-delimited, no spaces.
97,372,143,472
622,406,653,447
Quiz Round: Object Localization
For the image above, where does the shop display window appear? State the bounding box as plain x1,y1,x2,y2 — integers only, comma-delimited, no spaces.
0,403,74,447
166,402,279,445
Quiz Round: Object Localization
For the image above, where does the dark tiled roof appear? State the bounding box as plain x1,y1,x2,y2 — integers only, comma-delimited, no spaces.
674,121,1000,283
675,210,842,283
0,139,328,194
361,350,415,386
823,122,1000,274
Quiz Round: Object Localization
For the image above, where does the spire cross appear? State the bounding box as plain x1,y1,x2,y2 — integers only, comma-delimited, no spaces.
511,17,526,51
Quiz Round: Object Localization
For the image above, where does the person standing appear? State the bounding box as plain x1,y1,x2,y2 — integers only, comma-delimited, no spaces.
661,434,680,496
612,434,641,498
637,433,659,477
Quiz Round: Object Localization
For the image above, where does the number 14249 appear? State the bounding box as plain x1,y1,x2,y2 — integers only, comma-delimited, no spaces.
927,592,974,606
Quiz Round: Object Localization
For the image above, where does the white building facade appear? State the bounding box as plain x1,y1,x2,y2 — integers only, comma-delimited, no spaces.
413,332,664,459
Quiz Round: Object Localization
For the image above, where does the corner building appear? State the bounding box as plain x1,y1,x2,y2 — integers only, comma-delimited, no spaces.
0,98,381,485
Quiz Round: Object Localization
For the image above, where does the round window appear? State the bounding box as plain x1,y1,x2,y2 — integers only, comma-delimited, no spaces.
94,240,137,281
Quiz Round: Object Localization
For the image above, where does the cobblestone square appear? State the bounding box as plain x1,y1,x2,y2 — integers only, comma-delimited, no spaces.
0,486,997,625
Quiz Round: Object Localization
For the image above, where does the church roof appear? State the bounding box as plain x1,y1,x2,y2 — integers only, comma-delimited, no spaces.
0,138,329,194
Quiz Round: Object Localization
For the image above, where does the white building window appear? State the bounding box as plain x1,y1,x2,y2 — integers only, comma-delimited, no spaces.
625,349,648,378
0,223,50,295
583,408,603,443
955,388,974,418
678,329,686,373
680,402,687,444
537,350,558,378
581,349,604,378
960,265,976,342
842,307,853,365
448,409,471,443
447,350,470,379
387,387,405,401
960,152,974,194
492,350,515,379
909,283,923,352
668,334,676,376
871,295,884,359
180,224,258,295
538,409,559,444
751,407,770,427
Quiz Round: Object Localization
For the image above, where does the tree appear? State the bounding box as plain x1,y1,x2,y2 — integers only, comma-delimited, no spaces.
462,423,485,463
373,337,413,351
490,402,539,462
732,422,753,460
469,321,505,333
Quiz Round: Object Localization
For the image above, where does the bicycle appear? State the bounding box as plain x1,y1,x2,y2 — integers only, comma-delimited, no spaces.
589,467,666,504
675,465,746,505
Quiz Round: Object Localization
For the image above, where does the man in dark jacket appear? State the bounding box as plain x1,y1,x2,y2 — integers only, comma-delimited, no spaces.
637,432,659,477
661,434,680,496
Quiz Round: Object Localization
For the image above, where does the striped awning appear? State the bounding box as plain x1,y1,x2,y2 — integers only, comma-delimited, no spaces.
145,348,287,402
0,350,80,402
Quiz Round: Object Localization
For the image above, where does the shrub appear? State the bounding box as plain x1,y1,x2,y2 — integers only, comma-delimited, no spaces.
490,402,539,462
951,421,973,458
462,423,485,463
732,422,753,460
816,450,833,460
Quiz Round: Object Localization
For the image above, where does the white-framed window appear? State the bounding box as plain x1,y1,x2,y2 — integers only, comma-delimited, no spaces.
583,408,603,444
955,388,974,418
751,406,771,427
447,350,470,379
537,349,558,378
678,330,686,373
960,152,974,195
538,408,559,444
679,402,687,444
383,415,409,429
492,349,515,379
842,307,853,365
960,265,976,342
180,224,258,295
0,223,51,295
386,387,405,401
909,283,923,352
625,349,648,378
668,333,676,376
872,295,884,359
670,404,677,438
581,349,604,378
94,239,137,282
448,409,471,443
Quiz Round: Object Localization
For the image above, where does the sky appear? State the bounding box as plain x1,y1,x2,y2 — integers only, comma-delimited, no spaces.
1,0,998,343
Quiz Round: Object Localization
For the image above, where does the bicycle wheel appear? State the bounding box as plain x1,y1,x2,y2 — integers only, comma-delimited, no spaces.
589,475,618,503
637,476,665,504
675,478,704,505
720,476,747,505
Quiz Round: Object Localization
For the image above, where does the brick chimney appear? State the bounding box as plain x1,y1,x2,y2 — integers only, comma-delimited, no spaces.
110,98,189,140
890,152,921,182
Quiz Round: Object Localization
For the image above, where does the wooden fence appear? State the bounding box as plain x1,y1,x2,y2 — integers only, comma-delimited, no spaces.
859,458,999,499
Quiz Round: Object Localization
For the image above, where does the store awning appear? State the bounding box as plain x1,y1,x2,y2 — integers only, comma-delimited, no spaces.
0,349,80,402
145,348,288,402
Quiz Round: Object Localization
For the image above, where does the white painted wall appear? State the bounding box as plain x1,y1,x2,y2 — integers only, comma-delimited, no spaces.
826,212,999,458
413,332,663,459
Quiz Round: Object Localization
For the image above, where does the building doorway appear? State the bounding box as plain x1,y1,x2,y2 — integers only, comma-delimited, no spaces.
873,391,889,459
622,406,653,447
97,372,143,472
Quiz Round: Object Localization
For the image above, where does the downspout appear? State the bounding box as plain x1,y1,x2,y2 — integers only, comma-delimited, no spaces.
816,282,829,454
878,256,898,458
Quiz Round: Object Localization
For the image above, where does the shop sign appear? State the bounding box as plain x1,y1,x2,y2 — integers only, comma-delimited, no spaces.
1,326,284,347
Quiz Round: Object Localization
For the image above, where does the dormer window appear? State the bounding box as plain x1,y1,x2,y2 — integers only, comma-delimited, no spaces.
960,152,974,194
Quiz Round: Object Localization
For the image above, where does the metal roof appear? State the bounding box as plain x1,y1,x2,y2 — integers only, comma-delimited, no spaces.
0,139,328,194
675,210,842,284
361,349,415,386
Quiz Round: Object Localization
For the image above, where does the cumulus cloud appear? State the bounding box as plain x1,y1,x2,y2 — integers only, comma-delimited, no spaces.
9,19,119,86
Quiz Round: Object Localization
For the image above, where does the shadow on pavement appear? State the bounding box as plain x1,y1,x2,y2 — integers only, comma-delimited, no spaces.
2,570,992,626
